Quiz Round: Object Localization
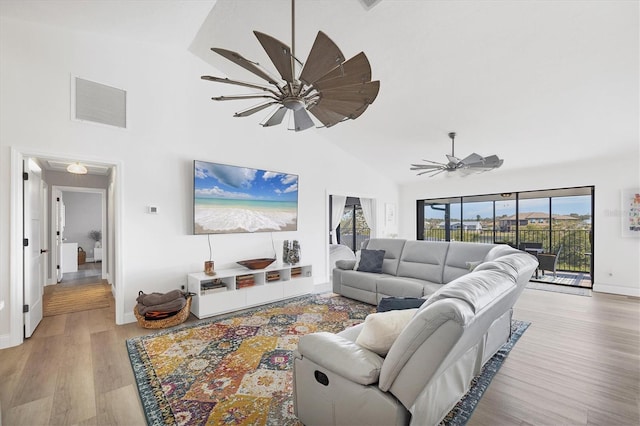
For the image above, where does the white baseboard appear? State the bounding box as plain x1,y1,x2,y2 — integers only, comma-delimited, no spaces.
313,282,331,294
593,283,640,297
122,311,137,324
0,332,19,350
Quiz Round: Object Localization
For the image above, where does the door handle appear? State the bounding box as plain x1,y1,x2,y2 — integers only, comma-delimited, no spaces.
40,249,48,254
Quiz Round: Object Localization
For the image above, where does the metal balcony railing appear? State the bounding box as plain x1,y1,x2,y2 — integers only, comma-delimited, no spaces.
423,229,592,273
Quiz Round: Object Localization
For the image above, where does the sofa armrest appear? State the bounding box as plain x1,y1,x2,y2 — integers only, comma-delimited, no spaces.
335,259,356,270
296,332,384,385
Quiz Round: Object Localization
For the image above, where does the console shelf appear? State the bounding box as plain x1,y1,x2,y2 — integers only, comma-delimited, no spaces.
187,263,313,319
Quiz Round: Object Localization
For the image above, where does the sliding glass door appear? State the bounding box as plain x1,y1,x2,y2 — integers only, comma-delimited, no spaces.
417,186,593,287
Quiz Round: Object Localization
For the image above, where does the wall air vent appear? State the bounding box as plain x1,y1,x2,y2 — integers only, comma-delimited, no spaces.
74,77,127,128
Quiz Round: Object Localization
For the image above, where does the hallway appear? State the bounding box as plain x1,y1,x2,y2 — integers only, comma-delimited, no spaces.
43,262,109,317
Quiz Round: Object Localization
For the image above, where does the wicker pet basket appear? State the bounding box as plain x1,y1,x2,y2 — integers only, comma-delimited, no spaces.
134,295,192,329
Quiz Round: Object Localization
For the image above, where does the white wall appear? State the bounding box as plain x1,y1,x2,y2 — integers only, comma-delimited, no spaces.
399,154,640,297
0,17,398,346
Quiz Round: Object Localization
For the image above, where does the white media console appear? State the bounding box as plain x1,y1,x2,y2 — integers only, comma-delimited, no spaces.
187,263,313,319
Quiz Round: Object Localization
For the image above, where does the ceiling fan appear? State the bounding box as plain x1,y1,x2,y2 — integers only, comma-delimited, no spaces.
410,132,504,177
201,0,379,131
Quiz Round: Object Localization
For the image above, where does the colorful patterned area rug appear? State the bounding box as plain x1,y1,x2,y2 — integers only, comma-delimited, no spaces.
126,293,529,426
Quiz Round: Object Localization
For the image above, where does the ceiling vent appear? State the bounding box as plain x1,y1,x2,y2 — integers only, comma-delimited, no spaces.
74,77,127,128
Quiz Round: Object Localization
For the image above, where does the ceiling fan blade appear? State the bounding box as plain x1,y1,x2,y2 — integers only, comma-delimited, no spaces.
261,107,287,127
211,47,279,85
201,75,281,97
233,102,278,117
417,167,446,176
299,31,345,85
317,81,380,104
482,155,504,168
313,52,372,91
348,102,375,120
419,159,447,166
410,164,444,170
307,104,347,127
253,31,295,83
212,94,280,101
446,154,463,165
314,98,367,117
460,153,485,165
429,169,448,177
292,108,315,131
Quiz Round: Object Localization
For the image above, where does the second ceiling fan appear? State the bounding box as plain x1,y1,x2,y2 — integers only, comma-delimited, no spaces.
410,132,504,177
201,0,380,131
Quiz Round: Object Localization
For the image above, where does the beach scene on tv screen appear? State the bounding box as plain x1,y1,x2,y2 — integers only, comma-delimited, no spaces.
194,160,298,234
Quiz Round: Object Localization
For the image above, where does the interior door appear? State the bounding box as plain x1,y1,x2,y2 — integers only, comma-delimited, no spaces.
23,158,44,338
55,189,65,282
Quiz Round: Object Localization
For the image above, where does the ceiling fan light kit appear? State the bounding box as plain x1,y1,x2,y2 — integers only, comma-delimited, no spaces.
201,0,379,131
410,132,504,177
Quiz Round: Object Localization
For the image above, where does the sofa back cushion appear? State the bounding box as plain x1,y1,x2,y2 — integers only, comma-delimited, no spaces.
396,241,449,284
475,252,538,288
362,239,406,275
483,244,520,262
420,269,516,314
442,242,497,283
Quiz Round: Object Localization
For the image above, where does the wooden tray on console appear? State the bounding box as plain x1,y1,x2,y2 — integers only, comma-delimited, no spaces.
237,258,276,270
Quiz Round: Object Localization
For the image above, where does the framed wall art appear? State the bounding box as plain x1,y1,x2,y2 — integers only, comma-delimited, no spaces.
622,188,640,238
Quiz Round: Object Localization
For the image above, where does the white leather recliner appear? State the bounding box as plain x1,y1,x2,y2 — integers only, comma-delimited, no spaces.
294,252,538,426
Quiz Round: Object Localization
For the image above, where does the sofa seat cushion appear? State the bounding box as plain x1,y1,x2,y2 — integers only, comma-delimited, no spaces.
297,332,384,385
376,277,426,299
340,270,393,292
355,308,419,356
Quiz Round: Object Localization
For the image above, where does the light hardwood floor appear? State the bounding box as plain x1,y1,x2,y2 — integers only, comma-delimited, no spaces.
0,287,638,426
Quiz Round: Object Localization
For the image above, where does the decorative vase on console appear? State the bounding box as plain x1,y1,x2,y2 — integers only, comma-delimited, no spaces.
289,240,300,264
283,240,290,264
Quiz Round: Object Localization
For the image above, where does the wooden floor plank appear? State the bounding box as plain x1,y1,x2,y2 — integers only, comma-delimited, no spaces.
4,395,53,426
9,335,66,407
95,384,146,426
49,332,96,425
91,329,137,395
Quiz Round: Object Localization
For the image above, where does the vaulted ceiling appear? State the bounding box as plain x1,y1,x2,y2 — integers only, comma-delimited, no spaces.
1,0,637,184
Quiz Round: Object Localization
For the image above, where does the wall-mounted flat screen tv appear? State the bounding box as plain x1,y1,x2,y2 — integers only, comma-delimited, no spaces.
193,160,299,234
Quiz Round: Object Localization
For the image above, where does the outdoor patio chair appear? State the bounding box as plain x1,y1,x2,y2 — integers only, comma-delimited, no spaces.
538,245,563,278
518,242,543,251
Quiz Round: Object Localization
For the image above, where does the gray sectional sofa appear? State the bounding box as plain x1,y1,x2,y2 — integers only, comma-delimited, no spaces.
294,239,538,425
332,238,518,304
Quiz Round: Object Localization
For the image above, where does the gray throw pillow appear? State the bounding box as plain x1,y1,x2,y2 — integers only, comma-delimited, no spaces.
357,249,385,273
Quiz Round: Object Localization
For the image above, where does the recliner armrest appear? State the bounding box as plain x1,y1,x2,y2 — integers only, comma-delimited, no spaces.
296,332,384,385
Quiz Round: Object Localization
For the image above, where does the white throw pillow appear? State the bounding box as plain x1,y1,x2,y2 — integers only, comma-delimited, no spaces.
355,308,418,356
